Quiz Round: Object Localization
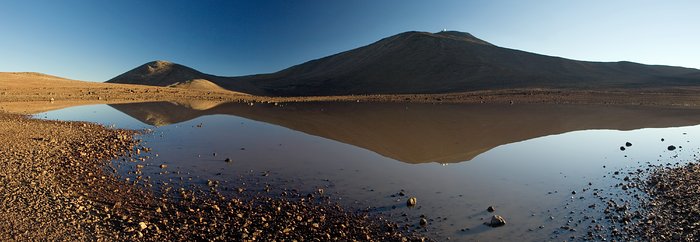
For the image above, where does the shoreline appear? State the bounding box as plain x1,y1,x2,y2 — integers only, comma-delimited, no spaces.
4,72,700,113
0,112,426,241
4,87,700,115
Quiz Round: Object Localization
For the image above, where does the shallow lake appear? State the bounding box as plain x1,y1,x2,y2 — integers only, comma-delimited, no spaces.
36,101,700,241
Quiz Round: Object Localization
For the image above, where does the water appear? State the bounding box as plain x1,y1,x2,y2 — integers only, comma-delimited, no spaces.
36,101,700,241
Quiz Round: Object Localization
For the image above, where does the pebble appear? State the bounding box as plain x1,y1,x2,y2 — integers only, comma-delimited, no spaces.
488,215,506,227
407,197,417,207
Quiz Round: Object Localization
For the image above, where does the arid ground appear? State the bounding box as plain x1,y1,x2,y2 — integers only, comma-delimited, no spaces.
3,72,700,114
2,72,700,240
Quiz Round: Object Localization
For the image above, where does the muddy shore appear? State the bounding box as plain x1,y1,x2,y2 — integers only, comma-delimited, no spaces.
0,112,426,241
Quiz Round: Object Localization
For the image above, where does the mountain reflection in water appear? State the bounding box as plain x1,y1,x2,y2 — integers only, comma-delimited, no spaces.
109,101,700,164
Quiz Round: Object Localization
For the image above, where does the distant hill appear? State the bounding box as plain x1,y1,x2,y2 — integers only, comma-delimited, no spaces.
107,61,211,86
167,79,228,91
106,61,261,93
108,31,700,96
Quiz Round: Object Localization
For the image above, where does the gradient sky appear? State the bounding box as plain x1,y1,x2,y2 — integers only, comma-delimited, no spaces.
1,0,699,82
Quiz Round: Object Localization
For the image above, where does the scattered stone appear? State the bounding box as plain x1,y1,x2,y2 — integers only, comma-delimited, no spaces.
625,142,632,147
407,197,417,207
487,206,495,212
667,145,676,151
225,158,232,162
487,215,506,227
420,218,428,227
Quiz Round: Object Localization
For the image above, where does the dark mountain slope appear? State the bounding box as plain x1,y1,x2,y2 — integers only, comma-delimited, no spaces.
108,31,700,96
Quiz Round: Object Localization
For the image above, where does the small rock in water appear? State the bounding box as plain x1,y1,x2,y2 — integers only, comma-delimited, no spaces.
625,142,632,147
487,206,495,212
488,215,507,227
225,158,232,162
620,146,626,151
668,145,677,151
420,218,428,227
159,164,167,169
407,197,417,207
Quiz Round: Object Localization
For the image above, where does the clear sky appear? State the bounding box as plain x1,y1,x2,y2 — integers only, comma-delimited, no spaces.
1,0,699,82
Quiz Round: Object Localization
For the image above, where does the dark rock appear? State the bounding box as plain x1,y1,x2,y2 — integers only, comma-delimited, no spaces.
620,146,626,151
420,218,428,227
668,145,676,151
487,215,506,227
625,142,632,147
487,206,495,212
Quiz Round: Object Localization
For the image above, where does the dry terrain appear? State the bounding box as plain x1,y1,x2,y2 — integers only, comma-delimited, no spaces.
4,72,700,114
3,72,700,240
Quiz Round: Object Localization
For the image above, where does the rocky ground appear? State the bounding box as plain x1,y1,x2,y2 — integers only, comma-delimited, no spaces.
607,162,700,241
0,112,427,241
544,142,700,241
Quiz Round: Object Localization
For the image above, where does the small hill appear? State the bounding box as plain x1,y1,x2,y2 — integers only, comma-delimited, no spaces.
108,31,700,96
106,61,263,94
0,72,97,88
166,79,228,91
106,61,214,86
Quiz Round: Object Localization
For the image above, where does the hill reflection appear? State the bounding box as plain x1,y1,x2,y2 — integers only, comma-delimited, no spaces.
110,101,700,164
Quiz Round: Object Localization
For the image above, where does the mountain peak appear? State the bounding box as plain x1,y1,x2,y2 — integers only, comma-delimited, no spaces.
144,60,175,73
390,30,494,46
433,30,493,45
106,60,210,86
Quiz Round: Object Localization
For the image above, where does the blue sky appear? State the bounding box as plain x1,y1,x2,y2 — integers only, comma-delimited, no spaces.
1,0,699,81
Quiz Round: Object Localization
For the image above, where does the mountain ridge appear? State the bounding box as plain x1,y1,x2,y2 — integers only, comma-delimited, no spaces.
106,30,700,96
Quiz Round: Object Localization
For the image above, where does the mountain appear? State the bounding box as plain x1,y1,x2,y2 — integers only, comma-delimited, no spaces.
107,61,212,86
106,61,261,93
109,101,700,164
108,31,700,96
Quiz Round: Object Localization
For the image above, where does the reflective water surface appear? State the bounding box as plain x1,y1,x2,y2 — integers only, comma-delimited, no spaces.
37,101,700,241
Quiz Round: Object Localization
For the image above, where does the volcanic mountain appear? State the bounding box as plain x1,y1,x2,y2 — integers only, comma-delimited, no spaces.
108,31,700,96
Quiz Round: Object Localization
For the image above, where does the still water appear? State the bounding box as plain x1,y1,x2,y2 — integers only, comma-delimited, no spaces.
37,101,700,241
